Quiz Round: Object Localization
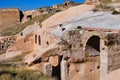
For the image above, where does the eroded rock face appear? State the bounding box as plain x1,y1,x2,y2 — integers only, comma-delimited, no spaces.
0,8,21,32
68,56,100,80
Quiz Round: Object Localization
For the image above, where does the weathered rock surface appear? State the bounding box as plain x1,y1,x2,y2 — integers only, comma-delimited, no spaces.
0,8,21,32
42,4,95,28
104,68,120,80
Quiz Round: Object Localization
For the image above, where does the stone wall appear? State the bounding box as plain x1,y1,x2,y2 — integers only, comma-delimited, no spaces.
7,33,35,53
0,36,16,54
107,32,120,72
61,29,113,80
25,27,120,80
62,29,84,61
22,10,41,23
60,29,102,80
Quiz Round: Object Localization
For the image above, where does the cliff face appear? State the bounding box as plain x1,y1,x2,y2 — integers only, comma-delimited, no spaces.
0,8,21,32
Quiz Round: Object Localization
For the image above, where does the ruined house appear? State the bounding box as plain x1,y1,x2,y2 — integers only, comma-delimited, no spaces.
22,8,120,80
0,3,120,80
52,1,81,10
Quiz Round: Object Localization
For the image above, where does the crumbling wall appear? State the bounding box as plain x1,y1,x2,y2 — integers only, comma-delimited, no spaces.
60,29,102,80
25,27,120,80
60,29,117,80
62,29,84,61
106,32,120,72
0,36,16,54
22,10,41,23
7,33,34,53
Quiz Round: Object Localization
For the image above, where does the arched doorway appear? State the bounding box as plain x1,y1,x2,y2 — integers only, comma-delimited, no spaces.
84,35,100,80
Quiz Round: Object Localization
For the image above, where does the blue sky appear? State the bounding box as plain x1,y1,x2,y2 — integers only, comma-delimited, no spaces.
0,0,85,11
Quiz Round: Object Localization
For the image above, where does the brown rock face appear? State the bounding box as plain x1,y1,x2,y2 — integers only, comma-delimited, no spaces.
0,8,21,32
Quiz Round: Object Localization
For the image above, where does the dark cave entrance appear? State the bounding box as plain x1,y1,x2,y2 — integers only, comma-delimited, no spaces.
52,56,63,80
86,36,100,52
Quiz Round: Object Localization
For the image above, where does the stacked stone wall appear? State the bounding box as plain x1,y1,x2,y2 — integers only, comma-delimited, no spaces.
63,29,84,60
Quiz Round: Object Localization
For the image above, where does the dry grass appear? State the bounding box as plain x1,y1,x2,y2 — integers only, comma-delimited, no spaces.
1,14,53,36
0,68,57,80
95,3,114,11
